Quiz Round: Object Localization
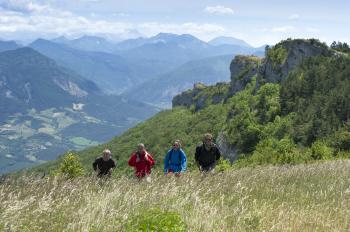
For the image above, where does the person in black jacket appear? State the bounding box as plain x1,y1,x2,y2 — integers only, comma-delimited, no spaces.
195,133,221,172
92,149,116,177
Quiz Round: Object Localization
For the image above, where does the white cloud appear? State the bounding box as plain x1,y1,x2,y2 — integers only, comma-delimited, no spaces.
289,14,300,20
0,0,49,14
204,5,234,15
0,2,226,42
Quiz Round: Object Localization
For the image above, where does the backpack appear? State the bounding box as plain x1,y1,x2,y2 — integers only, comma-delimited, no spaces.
168,149,182,165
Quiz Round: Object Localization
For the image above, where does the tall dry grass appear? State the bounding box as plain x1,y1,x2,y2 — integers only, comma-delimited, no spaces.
1,160,350,231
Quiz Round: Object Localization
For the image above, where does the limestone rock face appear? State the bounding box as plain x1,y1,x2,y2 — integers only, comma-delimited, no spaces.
172,83,206,108
229,55,261,95
216,132,238,162
260,39,333,83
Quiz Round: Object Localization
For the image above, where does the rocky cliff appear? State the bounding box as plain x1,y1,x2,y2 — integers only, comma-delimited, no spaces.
229,55,261,95
172,39,336,111
259,39,333,83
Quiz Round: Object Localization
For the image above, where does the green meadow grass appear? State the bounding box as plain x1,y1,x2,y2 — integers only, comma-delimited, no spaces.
1,160,350,231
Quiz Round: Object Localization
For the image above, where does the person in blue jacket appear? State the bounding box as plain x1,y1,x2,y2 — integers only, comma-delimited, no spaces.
164,140,187,176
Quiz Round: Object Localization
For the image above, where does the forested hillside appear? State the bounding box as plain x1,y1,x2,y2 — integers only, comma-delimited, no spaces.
33,39,350,174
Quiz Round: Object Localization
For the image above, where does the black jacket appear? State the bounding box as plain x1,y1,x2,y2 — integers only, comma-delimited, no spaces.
195,144,221,167
92,157,116,176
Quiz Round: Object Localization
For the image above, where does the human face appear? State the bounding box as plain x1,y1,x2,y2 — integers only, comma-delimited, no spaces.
172,142,179,150
137,145,144,153
204,137,213,147
103,152,111,161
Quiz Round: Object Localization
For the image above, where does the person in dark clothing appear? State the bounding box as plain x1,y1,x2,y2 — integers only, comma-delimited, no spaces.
92,149,116,177
195,133,221,172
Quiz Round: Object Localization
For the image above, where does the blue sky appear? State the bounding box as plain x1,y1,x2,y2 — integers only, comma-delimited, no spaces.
0,0,349,46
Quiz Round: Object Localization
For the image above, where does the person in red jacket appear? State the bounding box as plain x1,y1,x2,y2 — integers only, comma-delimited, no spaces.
128,143,155,178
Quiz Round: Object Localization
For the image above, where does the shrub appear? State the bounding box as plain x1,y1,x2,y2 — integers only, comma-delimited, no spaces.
333,131,350,151
126,208,187,232
216,158,232,172
55,152,84,178
310,141,334,160
235,138,306,167
267,45,288,70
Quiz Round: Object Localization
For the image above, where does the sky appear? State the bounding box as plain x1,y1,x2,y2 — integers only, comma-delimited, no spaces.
0,0,349,47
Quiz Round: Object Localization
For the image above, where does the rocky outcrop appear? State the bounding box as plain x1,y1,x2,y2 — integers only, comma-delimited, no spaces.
260,39,334,83
216,132,238,162
172,82,229,111
172,83,206,108
173,39,335,112
229,55,261,95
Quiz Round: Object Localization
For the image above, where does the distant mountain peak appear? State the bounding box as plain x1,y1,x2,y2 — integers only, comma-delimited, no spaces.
75,35,108,42
209,36,252,47
0,40,20,52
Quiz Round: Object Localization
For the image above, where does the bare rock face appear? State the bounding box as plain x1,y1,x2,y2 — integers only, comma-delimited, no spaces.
172,83,206,108
260,39,333,83
54,78,88,97
229,55,261,95
216,132,238,162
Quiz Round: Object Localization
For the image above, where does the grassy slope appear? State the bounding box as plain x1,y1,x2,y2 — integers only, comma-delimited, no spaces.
2,160,350,231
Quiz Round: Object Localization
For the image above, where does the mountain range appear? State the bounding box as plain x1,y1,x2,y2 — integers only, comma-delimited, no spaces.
0,33,264,173
32,33,264,98
0,47,159,173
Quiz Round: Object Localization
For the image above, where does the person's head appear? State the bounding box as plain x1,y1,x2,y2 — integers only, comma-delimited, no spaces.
203,133,213,146
102,149,111,161
172,140,181,151
137,143,145,153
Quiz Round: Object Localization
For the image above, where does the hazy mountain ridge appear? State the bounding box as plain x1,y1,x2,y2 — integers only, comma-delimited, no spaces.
124,55,233,108
0,40,21,53
0,48,159,173
49,33,264,96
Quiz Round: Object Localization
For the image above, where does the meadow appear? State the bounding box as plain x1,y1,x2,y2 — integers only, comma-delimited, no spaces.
1,160,349,231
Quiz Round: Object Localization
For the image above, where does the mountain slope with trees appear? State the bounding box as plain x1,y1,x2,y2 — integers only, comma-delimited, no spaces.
32,38,350,174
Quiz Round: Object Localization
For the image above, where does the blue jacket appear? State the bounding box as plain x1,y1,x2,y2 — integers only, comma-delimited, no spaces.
164,148,187,173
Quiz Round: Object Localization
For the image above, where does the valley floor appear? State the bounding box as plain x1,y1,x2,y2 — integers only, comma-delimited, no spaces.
1,160,350,231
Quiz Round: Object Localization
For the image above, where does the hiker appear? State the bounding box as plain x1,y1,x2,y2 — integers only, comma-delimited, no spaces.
164,140,187,176
128,143,155,178
195,133,221,172
92,149,116,177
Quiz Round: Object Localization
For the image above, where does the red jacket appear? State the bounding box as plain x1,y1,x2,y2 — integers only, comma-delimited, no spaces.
128,150,155,177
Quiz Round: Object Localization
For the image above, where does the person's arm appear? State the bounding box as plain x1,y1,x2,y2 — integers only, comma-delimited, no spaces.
195,146,200,162
163,150,170,173
195,146,201,168
111,159,116,169
215,146,221,161
128,154,136,167
147,154,155,166
108,160,116,175
180,150,187,173
92,158,99,171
